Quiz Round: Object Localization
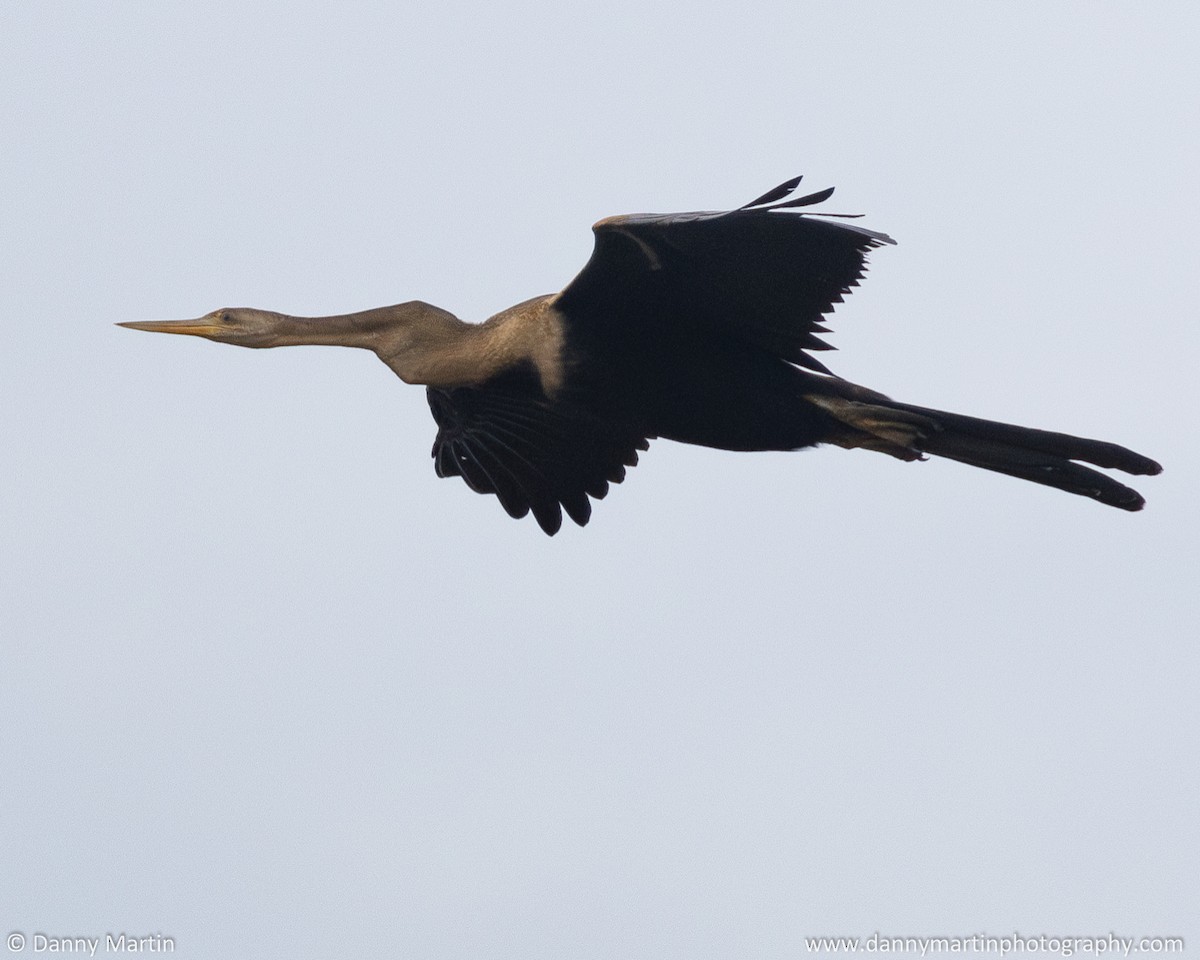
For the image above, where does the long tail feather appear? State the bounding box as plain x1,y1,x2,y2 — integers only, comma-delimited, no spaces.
892,401,1162,477
809,393,1162,511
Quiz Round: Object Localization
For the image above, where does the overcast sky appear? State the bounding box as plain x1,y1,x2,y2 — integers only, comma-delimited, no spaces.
2,3,1196,958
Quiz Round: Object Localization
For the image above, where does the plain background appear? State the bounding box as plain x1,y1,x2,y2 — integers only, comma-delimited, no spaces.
2,3,1196,958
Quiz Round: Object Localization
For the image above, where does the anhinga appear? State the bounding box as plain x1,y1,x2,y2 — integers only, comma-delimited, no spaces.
120,176,1161,534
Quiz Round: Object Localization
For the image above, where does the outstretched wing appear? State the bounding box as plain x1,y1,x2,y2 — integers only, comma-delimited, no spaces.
427,373,649,535
552,177,895,374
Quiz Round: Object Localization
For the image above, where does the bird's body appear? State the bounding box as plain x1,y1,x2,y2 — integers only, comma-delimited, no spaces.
120,177,1160,533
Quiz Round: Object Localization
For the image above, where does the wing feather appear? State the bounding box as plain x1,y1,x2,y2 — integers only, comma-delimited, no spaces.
553,178,894,373
427,375,649,535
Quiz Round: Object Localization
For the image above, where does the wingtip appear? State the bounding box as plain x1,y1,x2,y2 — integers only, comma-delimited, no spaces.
739,175,806,210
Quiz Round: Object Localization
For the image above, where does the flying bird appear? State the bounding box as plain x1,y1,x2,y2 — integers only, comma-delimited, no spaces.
120,176,1161,534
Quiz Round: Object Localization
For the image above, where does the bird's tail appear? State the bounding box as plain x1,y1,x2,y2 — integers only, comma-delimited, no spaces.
806,391,1161,511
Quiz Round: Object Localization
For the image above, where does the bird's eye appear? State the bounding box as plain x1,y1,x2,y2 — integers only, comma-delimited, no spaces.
220,312,233,323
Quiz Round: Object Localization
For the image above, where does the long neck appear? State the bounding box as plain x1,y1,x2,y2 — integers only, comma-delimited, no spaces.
262,302,458,351
374,296,565,392
264,297,564,392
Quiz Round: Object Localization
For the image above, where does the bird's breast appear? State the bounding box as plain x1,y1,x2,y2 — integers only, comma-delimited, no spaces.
476,296,569,398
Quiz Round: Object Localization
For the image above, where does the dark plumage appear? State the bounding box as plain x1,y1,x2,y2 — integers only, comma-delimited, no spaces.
120,176,1161,534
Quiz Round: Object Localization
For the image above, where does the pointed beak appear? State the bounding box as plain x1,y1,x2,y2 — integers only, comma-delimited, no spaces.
117,317,224,338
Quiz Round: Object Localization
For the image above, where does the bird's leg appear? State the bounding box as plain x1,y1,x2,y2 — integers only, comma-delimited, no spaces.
805,394,940,462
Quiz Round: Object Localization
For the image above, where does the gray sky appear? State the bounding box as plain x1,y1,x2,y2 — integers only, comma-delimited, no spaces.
2,3,1196,958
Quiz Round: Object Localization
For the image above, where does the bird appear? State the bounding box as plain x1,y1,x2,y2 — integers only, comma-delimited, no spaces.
119,175,1161,534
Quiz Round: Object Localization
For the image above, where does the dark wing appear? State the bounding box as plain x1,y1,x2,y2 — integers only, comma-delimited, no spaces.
552,177,895,374
426,373,649,535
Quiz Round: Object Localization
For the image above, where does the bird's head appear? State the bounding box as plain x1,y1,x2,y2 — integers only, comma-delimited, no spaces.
118,307,287,348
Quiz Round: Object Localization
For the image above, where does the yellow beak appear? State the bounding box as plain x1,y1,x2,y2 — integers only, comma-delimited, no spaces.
117,318,224,337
